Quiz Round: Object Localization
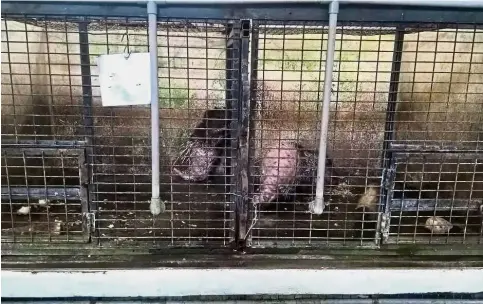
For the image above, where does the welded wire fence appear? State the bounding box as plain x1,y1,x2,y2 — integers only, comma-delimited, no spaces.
1,1,482,256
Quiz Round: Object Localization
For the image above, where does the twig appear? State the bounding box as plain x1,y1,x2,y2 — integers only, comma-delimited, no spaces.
244,197,260,240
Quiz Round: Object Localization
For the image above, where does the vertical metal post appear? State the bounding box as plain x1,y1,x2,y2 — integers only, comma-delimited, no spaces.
246,21,259,246
235,19,251,247
225,22,240,244
78,21,96,239
380,28,405,209
311,0,339,215
148,1,164,215
377,28,405,244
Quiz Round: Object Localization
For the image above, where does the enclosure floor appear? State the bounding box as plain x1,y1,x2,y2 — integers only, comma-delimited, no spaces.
2,174,481,247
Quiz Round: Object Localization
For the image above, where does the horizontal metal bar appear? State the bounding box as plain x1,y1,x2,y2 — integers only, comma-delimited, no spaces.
3,0,483,8
389,143,483,154
1,186,81,200
2,2,483,24
1,140,86,149
1,148,84,156
384,236,483,245
249,240,379,249
390,199,482,212
2,269,483,298
2,300,483,304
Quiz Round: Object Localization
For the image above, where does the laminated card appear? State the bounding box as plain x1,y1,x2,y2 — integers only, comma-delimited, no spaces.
97,53,152,107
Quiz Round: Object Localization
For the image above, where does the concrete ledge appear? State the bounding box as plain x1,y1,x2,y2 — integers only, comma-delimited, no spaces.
2,268,483,298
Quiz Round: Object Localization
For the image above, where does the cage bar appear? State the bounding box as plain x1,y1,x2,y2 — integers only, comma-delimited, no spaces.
311,0,339,215
1,187,81,200
148,1,164,215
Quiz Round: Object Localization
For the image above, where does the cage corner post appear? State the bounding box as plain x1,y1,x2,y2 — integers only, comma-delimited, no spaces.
311,0,339,215
233,19,252,248
378,27,405,245
148,0,165,216
78,20,96,242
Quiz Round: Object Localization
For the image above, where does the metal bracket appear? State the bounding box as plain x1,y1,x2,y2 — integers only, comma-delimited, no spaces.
380,213,390,243
83,212,96,234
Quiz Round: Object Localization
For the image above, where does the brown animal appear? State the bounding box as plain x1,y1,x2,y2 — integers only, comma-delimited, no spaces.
172,107,230,182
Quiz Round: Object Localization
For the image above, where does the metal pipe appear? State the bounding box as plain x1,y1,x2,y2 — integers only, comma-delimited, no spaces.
7,0,483,8
148,0,164,215
310,0,338,215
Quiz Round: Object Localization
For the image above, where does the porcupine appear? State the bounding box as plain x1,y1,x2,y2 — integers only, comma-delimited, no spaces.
252,141,336,208
172,106,230,182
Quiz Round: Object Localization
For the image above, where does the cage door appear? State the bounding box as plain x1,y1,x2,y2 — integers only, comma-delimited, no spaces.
1,140,92,243
381,148,483,245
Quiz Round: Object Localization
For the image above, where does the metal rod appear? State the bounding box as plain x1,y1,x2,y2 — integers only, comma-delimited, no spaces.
1,139,86,149
310,0,338,215
390,199,482,212
389,143,481,154
7,0,483,8
1,186,81,200
148,0,164,215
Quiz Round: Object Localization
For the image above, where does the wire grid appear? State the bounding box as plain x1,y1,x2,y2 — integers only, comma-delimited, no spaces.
0,17,86,143
394,24,483,150
386,23,483,245
1,148,86,243
389,153,482,244
1,16,88,243
2,13,482,250
247,21,390,247
90,17,237,247
1,15,238,247
248,20,483,247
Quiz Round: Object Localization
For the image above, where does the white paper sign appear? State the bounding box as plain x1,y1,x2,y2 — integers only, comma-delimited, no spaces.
97,53,152,107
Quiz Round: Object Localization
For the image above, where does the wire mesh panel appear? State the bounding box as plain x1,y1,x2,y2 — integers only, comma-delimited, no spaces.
247,21,483,247
1,14,239,248
382,24,483,245
1,146,87,243
387,152,482,244
88,17,238,247
247,22,396,247
1,17,89,243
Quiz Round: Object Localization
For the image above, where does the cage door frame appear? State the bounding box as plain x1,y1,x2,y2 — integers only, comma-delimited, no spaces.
381,146,482,245
1,140,92,243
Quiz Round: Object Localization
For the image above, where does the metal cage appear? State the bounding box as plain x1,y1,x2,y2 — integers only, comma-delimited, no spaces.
1,1,482,268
